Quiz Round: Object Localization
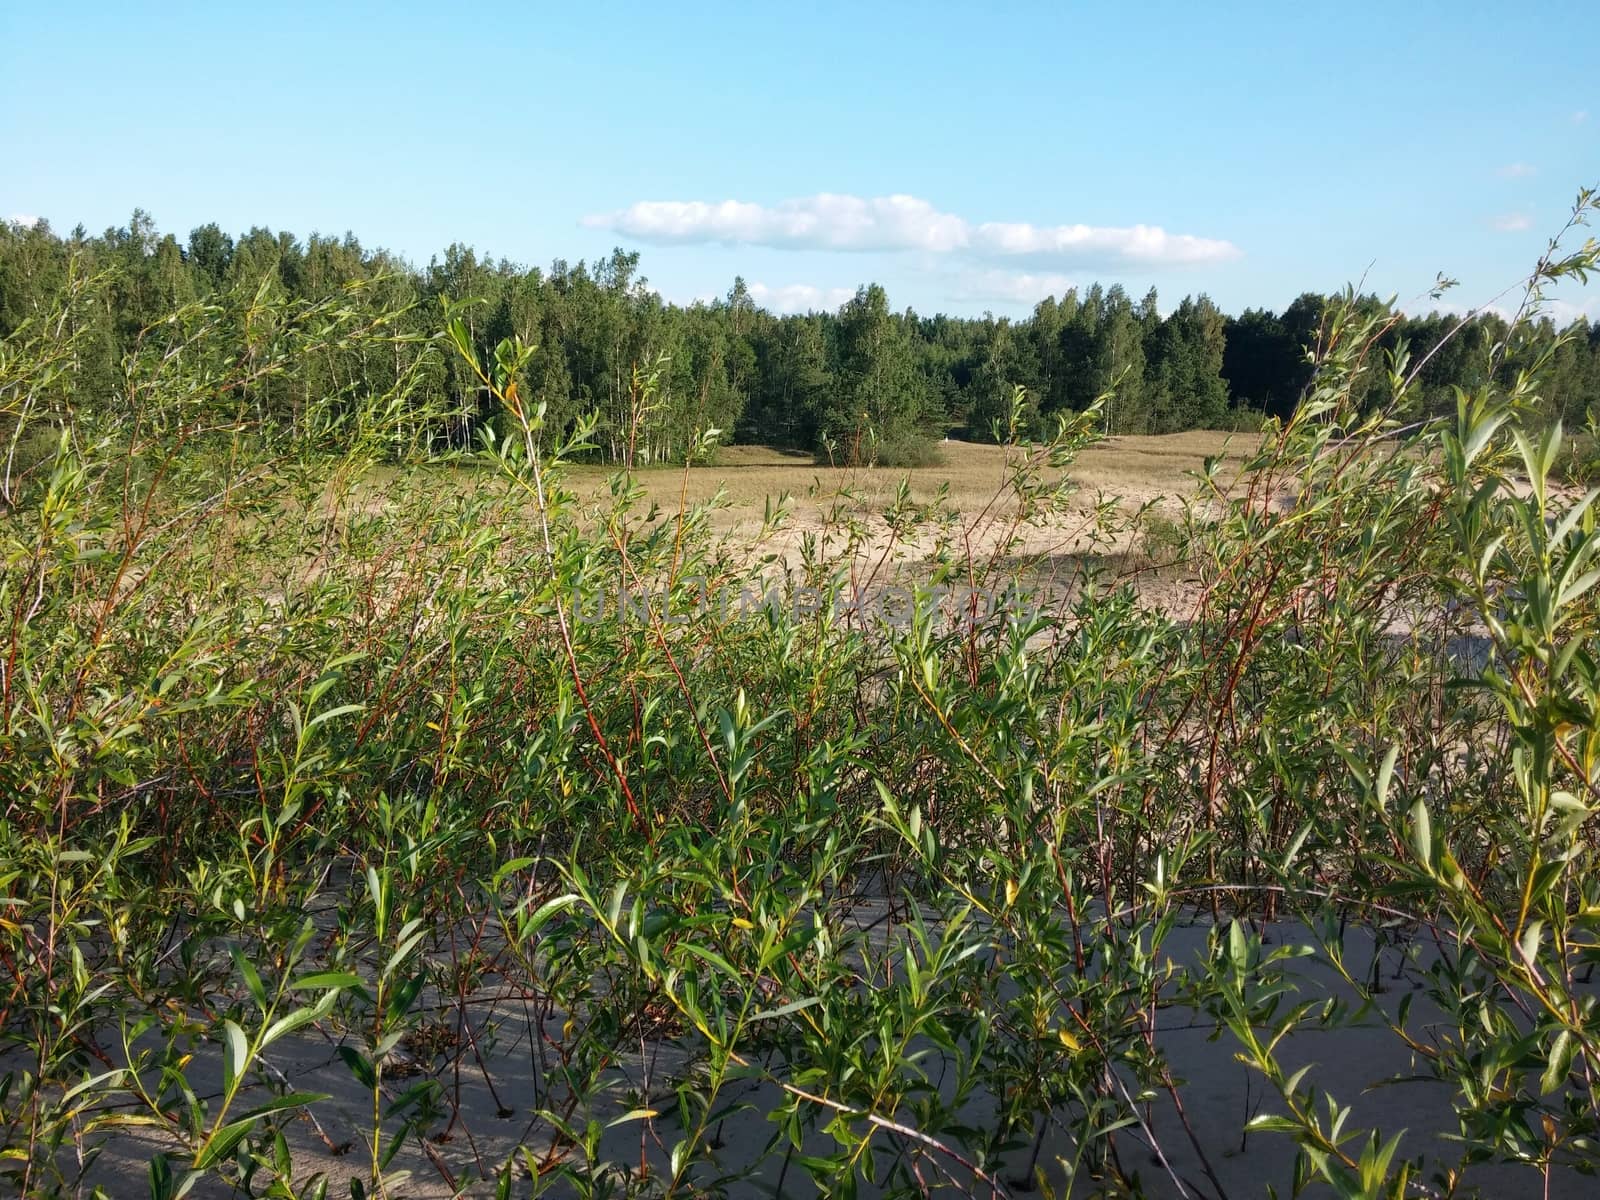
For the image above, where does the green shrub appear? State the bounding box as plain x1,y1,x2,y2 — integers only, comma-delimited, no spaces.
1138,509,1188,567
3,193,1599,1200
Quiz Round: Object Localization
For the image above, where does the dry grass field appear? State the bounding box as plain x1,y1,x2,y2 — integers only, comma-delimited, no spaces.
566,432,1256,610
563,431,1251,531
348,431,1258,618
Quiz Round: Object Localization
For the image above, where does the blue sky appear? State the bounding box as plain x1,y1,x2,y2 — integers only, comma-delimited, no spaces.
3,1,1596,320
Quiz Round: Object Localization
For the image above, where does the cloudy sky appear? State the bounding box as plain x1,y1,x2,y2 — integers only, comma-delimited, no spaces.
3,1,1596,320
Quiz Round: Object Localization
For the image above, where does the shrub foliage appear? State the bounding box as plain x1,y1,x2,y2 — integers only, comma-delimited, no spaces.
2,196,1600,1198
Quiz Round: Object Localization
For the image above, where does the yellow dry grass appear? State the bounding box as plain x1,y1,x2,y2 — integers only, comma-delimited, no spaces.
560,431,1253,533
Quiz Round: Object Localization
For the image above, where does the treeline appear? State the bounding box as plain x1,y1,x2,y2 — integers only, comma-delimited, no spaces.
3,211,1598,465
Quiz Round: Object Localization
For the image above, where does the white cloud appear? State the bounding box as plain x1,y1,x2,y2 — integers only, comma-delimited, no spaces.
972,221,1237,266
584,194,967,253
949,269,1078,305
1574,110,1590,124
1401,297,1512,321
583,192,1239,268
1491,212,1533,232
1494,162,1537,179
1542,296,1600,326
747,282,856,314
1401,294,1597,327
5,213,40,228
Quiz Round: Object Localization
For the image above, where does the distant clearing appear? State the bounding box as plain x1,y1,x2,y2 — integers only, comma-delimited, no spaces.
565,431,1251,530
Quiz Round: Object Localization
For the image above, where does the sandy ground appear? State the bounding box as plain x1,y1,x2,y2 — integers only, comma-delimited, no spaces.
567,433,1246,527
70,903,1586,1199
552,434,1245,624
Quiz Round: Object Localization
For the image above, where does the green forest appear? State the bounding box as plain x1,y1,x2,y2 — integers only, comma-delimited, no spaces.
6,211,1598,467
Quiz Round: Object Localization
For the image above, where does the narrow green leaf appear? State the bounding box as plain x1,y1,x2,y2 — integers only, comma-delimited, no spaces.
222,1020,248,1093
1409,798,1432,869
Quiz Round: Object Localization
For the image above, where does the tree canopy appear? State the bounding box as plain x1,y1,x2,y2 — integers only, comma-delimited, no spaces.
3,212,1596,465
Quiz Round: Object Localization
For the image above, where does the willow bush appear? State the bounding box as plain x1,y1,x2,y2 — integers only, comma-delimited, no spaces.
2,196,1599,1199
